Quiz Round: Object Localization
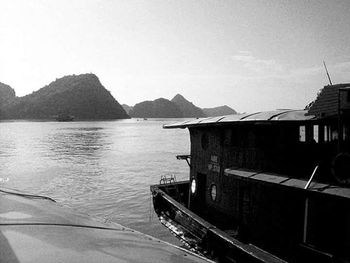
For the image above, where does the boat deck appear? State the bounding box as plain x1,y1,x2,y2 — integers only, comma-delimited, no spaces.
0,188,213,263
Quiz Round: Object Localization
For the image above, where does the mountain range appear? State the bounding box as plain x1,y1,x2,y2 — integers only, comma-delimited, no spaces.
129,98,183,118
0,73,237,120
125,94,236,118
202,105,237,117
0,74,129,120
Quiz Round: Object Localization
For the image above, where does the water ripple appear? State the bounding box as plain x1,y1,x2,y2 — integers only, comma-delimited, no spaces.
0,119,189,245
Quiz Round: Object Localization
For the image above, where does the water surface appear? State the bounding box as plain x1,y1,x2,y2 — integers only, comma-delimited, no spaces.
0,119,190,244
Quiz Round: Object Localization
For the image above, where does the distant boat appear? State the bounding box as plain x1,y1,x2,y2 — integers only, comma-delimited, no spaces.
56,113,74,122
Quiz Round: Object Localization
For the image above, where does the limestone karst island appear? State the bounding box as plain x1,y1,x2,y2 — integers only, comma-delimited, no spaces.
0,73,236,120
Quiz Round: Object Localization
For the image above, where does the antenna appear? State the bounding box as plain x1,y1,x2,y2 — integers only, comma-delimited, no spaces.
323,61,333,85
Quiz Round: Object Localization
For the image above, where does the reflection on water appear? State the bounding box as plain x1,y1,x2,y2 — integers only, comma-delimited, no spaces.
0,119,190,245
46,127,110,163
0,140,16,158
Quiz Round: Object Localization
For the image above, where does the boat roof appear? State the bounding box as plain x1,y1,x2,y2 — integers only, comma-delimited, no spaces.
0,188,212,263
307,83,350,117
164,109,315,129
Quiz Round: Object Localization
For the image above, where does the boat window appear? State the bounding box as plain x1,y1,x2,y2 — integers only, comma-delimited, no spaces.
201,133,209,150
210,184,217,201
324,125,329,142
313,125,319,143
299,126,306,142
191,178,197,194
331,129,338,140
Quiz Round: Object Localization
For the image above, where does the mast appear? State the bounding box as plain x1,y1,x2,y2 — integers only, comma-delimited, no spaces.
323,61,333,86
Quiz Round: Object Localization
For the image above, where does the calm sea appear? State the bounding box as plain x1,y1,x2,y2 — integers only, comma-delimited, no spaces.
0,119,190,245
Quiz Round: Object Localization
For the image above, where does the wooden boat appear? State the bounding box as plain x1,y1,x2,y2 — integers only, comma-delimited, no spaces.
0,187,213,263
151,83,350,262
56,113,74,121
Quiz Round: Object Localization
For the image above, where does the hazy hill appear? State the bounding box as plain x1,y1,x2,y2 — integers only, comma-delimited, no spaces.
122,104,133,115
0,83,17,118
203,105,237,117
0,74,129,120
171,94,205,118
130,98,183,118
127,94,237,118
0,82,16,106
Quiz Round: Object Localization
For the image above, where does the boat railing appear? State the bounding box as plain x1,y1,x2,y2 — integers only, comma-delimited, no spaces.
159,174,177,185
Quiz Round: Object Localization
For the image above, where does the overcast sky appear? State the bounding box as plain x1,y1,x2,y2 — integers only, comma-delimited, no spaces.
1,0,350,112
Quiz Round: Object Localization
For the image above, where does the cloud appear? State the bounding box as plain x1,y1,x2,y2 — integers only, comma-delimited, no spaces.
334,61,350,72
232,51,283,74
288,61,350,84
230,51,347,82
288,65,322,78
231,52,350,79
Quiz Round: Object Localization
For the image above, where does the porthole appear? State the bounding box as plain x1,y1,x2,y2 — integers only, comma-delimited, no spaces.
210,184,217,201
201,133,209,150
191,179,197,194
332,153,350,184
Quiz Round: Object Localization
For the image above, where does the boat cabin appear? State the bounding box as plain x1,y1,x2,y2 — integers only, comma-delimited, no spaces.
159,83,350,262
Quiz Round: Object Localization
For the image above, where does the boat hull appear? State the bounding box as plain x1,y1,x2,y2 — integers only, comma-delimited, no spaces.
151,182,287,263
151,170,350,263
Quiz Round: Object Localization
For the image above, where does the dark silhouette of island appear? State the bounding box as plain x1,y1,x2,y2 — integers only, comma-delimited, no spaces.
171,94,206,118
0,74,129,120
0,82,16,108
125,94,237,118
122,104,133,115
130,98,183,118
1,75,236,120
203,105,237,117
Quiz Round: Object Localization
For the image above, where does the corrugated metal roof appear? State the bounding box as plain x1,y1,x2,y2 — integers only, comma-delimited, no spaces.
241,110,293,121
307,83,350,117
164,110,315,129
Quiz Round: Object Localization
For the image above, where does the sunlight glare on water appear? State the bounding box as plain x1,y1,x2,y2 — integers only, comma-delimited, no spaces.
0,119,190,244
